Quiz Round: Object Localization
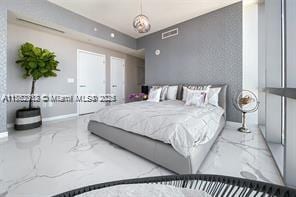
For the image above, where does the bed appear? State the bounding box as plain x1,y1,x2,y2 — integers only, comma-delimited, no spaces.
88,84,227,174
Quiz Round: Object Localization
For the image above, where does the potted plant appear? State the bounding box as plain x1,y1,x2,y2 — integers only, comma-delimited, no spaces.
15,42,60,130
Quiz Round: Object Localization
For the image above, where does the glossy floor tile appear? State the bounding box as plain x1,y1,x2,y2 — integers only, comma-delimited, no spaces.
199,125,283,185
0,116,283,197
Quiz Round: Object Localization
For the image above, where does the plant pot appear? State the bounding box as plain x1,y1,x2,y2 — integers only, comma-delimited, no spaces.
15,108,42,130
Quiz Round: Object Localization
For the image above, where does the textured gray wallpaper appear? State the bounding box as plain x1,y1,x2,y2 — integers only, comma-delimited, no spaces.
0,1,242,125
0,8,7,132
137,3,242,122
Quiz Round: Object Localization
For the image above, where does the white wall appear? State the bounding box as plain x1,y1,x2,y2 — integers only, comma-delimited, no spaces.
243,1,259,126
7,23,144,125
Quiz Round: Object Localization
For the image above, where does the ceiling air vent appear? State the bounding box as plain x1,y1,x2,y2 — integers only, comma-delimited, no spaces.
162,28,178,40
16,18,65,34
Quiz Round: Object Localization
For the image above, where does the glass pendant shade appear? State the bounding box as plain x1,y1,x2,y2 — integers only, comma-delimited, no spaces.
133,14,151,33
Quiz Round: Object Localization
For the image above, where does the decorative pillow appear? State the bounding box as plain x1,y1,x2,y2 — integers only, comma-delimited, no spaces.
160,85,169,101
208,87,221,107
166,86,178,100
185,89,207,107
148,87,162,102
152,85,169,101
182,87,189,102
182,85,211,102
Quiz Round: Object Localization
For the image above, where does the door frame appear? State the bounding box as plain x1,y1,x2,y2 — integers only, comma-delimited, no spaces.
110,56,126,103
77,49,106,115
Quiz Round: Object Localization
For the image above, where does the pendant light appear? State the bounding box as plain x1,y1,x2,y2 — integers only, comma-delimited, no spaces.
133,0,151,33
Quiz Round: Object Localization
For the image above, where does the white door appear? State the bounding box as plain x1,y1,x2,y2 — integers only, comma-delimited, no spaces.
110,57,125,104
77,50,106,114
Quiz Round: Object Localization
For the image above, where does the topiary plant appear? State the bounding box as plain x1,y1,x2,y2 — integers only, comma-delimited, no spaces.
16,42,60,109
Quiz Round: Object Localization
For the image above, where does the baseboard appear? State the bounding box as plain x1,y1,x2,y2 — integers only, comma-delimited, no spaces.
226,121,259,129
42,113,78,122
226,121,241,128
7,113,78,129
0,131,8,139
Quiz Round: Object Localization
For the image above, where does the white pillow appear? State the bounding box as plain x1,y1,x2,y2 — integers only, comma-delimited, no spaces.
185,89,207,107
152,85,169,101
166,86,178,100
148,87,162,102
208,87,221,107
182,85,211,102
182,87,189,102
160,85,169,101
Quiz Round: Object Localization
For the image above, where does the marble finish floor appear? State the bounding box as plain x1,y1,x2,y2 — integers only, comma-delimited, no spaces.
0,116,283,197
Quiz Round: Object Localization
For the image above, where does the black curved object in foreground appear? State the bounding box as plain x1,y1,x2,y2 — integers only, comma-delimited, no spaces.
53,174,296,197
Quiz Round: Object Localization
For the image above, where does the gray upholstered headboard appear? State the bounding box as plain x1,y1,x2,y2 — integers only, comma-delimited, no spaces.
146,84,228,117
215,85,228,117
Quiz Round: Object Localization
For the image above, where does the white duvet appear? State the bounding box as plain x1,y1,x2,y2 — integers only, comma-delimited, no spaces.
77,184,211,197
91,100,224,157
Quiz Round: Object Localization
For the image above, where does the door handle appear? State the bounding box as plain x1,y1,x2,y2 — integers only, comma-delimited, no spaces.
112,85,117,88
80,85,86,87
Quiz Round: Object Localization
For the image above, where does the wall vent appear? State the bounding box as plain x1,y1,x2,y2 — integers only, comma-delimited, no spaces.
162,28,178,39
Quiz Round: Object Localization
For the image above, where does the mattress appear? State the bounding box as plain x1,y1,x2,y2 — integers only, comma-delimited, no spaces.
90,100,224,157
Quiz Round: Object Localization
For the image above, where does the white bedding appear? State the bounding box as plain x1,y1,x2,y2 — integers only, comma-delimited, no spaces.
76,184,211,197
91,100,224,157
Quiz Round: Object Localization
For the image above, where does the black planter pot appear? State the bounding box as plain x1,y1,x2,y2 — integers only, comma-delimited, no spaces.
15,108,42,130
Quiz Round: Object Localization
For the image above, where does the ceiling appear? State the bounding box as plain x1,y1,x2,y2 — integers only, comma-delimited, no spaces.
49,0,240,39
8,12,145,58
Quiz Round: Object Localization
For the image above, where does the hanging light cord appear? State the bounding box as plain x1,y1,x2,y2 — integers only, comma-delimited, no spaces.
140,0,142,15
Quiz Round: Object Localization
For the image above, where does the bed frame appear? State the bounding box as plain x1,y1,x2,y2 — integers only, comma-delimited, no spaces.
88,84,228,174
